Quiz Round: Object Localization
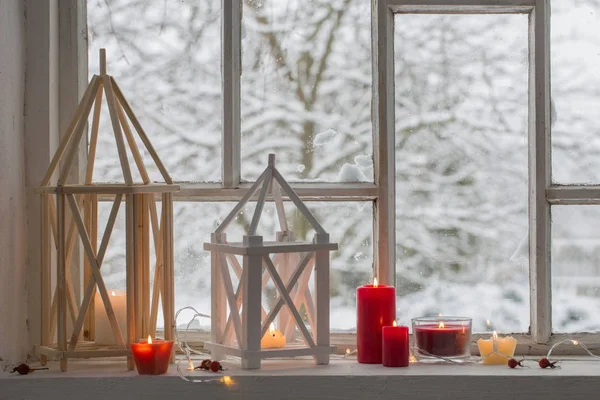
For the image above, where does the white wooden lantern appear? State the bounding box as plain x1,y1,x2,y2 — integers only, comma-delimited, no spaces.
203,154,338,369
36,49,178,371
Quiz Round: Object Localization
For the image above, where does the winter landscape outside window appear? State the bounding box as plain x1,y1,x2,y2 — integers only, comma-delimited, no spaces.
86,0,600,344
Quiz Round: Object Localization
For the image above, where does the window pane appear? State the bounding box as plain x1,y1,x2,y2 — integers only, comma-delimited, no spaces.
551,1,600,184
552,206,600,333
394,14,530,333
88,0,221,183
98,201,372,332
241,0,373,182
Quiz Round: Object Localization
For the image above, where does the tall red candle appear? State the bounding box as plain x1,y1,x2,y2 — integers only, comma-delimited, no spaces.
130,336,174,375
382,322,409,367
356,279,396,363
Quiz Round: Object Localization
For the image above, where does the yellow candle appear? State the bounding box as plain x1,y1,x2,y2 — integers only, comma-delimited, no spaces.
261,323,286,349
477,331,517,364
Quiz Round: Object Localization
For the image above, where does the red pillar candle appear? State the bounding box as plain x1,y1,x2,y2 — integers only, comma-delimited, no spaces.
382,321,409,367
130,336,174,375
356,279,396,363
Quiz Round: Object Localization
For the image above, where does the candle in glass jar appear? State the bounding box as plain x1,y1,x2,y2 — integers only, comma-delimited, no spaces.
94,290,127,345
413,317,472,359
382,321,409,367
130,336,174,375
477,331,517,365
356,278,396,364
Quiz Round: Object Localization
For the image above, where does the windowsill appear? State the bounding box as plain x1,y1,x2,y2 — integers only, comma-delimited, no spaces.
3,358,600,399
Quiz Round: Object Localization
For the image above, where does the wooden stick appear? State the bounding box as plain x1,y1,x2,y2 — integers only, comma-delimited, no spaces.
215,168,268,234
103,75,133,185
85,83,104,184
99,48,106,76
58,76,101,185
41,75,100,186
48,196,59,246
69,195,122,350
117,100,150,184
222,264,246,346
133,195,143,342
273,168,326,234
263,255,315,348
83,194,98,341
126,195,136,370
162,193,175,362
272,181,288,231
57,194,68,371
260,252,313,338
248,169,272,235
148,199,163,337
67,194,126,348
141,195,151,337
217,253,243,346
111,77,173,184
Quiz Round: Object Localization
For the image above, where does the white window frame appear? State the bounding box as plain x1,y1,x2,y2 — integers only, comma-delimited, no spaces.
57,0,597,354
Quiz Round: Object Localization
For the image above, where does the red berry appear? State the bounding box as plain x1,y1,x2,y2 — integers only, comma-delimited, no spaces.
508,358,518,368
12,364,31,375
539,358,559,369
209,360,222,372
194,359,212,370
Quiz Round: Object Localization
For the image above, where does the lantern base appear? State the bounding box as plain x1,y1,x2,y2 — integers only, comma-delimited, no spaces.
204,341,336,369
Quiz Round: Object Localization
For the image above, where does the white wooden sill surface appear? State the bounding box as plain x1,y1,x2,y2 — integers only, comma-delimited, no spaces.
2,358,600,400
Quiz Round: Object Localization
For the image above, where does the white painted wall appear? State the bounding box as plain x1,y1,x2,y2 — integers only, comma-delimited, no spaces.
0,0,29,366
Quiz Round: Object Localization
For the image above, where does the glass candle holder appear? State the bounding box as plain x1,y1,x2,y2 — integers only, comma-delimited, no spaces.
412,317,472,363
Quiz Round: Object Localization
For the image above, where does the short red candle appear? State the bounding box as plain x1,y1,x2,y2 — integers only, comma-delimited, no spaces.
414,325,470,357
356,281,396,363
382,323,409,367
130,337,174,375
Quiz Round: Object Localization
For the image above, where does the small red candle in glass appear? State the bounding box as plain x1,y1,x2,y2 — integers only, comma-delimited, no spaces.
413,317,471,362
382,321,409,367
130,336,174,375
356,278,396,364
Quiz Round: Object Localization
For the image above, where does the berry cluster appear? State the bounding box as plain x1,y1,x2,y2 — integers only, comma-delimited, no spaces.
194,359,224,372
506,357,560,369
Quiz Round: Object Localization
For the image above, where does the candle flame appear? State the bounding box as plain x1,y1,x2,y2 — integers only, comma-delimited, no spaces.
373,277,378,288
409,355,417,363
393,320,397,327
492,331,498,339
187,360,194,371
111,290,116,296
147,335,152,344
439,322,445,329
269,322,276,335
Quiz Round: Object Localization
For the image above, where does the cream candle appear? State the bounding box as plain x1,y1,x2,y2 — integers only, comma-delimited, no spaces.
477,331,517,364
94,290,127,345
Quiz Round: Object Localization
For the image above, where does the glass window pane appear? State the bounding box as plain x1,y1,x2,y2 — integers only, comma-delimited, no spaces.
241,0,373,183
394,14,530,333
552,206,600,333
551,1,600,184
88,0,221,183
98,200,372,332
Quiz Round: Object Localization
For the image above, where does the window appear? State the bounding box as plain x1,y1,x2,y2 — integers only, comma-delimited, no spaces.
82,0,600,349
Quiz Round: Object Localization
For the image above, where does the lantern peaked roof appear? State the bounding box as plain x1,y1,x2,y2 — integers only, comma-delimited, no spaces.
215,154,327,238
39,48,176,194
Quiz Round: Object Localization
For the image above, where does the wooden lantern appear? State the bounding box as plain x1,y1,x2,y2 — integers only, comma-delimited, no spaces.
203,154,338,369
36,49,179,371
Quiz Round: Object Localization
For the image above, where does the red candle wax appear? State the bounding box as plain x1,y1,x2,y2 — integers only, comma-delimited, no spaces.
414,325,470,357
382,323,409,367
130,338,174,375
356,281,396,363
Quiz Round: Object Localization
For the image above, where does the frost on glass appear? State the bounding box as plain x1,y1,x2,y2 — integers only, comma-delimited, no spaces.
87,0,221,183
552,206,600,333
394,15,530,333
241,0,373,182
97,201,372,332
551,1,600,184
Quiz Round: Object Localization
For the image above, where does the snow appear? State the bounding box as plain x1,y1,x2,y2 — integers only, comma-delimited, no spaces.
87,0,600,334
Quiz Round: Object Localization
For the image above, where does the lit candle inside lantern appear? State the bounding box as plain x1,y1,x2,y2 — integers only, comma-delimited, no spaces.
477,331,517,365
130,335,174,375
261,323,286,349
94,290,127,345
